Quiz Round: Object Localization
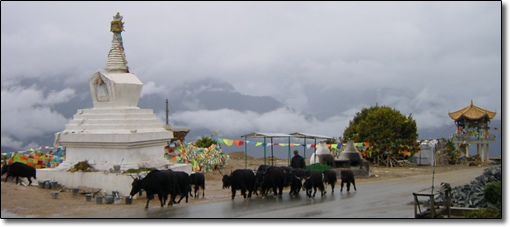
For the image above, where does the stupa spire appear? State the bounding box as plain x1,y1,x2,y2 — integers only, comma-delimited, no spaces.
104,12,129,73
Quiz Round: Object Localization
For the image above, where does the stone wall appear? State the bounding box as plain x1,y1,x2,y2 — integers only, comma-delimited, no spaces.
434,165,501,208
36,164,191,197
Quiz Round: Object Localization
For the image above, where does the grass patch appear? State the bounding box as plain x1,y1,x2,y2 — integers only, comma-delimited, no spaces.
125,167,156,173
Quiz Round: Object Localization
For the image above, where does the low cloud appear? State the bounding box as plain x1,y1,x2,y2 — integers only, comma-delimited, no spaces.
140,81,167,97
168,107,352,140
0,135,24,150
43,88,76,106
1,86,71,149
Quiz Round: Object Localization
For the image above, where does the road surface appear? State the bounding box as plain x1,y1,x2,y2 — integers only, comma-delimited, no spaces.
69,166,486,218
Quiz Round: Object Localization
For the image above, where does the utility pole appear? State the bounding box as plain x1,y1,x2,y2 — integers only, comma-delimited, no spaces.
165,99,169,125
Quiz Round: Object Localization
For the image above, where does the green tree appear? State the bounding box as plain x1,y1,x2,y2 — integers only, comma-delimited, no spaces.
194,136,218,148
444,138,461,164
343,105,418,144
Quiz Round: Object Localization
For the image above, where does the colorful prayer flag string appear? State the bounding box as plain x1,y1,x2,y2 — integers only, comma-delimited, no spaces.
2,146,65,168
164,140,228,172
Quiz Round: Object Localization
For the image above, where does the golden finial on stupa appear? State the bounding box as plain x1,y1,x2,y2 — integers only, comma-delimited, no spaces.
110,12,124,32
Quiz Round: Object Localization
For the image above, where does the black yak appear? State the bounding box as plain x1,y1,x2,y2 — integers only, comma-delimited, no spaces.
1,162,37,185
340,169,357,192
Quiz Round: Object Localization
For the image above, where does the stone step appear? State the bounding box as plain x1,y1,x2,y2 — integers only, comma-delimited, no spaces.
67,118,162,125
65,123,166,131
72,114,161,120
75,109,155,115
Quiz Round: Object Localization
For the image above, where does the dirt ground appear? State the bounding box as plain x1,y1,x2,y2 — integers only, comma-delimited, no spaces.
0,151,488,218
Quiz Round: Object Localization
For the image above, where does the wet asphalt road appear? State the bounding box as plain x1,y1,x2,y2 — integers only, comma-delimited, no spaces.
70,167,485,218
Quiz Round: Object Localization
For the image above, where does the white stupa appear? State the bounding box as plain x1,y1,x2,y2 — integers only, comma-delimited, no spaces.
309,141,331,165
55,13,175,171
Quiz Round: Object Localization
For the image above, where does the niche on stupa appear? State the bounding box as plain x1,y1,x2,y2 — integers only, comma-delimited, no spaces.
89,71,113,103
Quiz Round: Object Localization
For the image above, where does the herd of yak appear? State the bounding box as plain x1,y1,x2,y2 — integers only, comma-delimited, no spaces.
129,165,356,210
1,162,357,210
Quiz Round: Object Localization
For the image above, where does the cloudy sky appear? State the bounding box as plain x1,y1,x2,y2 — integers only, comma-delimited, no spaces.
1,2,502,154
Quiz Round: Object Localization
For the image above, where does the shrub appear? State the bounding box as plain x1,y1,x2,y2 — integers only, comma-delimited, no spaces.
484,181,502,205
70,160,94,172
465,208,501,218
195,136,218,148
125,167,156,173
465,181,502,218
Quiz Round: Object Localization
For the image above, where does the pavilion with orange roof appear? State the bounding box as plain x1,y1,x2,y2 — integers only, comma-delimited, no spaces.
448,100,497,163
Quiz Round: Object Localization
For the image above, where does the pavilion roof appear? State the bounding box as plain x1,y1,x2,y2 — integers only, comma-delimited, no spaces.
240,132,291,138
448,100,496,120
240,132,333,139
288,132,332,139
